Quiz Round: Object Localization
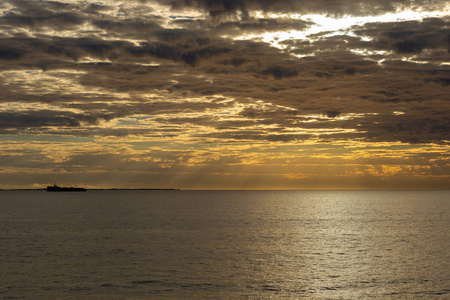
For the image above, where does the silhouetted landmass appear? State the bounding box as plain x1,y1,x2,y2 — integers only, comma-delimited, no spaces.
0,188,180,191
0,189,47,191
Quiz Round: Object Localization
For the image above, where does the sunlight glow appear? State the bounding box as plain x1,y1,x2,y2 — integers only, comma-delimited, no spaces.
350,49,391,57
236,7,450,52
296,113,378,123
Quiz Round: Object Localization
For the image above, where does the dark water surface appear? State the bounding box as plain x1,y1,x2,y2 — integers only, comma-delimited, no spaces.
0,190,449,299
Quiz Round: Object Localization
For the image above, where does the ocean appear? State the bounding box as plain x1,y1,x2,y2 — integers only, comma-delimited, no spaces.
0,190,448,299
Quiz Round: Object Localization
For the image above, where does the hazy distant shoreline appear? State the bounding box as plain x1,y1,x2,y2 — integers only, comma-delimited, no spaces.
0,188,180,191
0,188,447,191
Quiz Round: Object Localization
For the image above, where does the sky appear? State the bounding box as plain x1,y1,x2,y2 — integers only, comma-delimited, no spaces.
0,0,449,189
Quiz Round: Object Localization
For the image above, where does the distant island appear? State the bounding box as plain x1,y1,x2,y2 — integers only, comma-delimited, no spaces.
47,184,86,192
0,187,180,191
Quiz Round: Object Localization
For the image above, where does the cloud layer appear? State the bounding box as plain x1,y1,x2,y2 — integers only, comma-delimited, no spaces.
0,0,448,188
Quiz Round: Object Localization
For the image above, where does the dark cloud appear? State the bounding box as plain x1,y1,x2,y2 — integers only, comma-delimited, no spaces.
356,113,450,143
0,49,23,60
92,19,163,36
0,0,88,30
0,111,98,128
352,17,450,54
211,17,312,35
261,66,298,79
158,0,423,17
1,10,84,28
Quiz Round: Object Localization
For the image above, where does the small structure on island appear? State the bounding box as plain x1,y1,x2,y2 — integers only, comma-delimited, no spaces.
47,184,86,192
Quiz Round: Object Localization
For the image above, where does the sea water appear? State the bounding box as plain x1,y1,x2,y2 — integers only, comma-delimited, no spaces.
0,190,449,299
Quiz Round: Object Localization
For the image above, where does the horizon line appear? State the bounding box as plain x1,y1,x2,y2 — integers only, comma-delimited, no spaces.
1,188,449,191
